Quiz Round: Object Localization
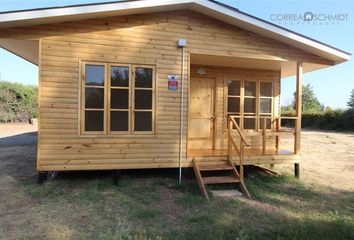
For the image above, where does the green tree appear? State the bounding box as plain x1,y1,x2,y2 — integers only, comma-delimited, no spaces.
0,81,37,122
293,83,322,113
347,89,354,109
281,105,295,114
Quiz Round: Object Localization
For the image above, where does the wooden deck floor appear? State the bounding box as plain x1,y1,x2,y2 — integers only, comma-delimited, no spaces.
186,148,299,166
188,148,293,157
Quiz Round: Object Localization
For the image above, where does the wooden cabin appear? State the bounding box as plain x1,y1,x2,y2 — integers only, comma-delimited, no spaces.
0,0,350,198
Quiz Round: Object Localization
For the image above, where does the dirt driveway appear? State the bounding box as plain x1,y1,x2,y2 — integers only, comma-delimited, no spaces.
279,130,354,191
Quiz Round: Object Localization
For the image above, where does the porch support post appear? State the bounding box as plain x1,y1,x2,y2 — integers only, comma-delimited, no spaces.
294,62,303,178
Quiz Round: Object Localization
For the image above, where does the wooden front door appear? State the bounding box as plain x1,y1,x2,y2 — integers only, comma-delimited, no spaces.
188,77,215,149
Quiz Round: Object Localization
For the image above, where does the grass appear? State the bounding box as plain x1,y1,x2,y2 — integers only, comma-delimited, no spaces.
4,170,354,240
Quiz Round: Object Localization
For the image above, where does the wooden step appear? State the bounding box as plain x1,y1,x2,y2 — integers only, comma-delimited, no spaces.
203,176,240,184
198,163,234,171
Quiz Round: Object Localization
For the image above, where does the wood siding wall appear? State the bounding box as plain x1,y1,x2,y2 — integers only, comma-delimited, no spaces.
0,10,328,170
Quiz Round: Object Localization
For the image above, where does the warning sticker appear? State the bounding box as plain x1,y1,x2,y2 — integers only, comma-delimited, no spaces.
168,75,179,91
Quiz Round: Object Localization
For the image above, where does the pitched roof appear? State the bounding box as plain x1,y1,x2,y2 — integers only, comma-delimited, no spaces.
0,0,350,65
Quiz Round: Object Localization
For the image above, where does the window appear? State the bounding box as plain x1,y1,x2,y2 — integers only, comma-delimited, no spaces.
134,67,153,132
227,80,241,127
244,81,256,129
81,62,155,135
259,81,273,129
83,64,106,133
109,65,130,133
227,80,273,131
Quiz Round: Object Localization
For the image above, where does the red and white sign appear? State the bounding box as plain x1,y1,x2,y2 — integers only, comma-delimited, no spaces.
168,75,179,91
168,80,178,91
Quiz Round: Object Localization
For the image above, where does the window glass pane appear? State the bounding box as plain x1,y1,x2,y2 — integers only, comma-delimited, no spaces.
260,82,273,97
228,80,240,96
244,98,256,113
245,81,256,96
85,111,104,131
135,90,152,110
260,98,272,113
134,111,152,131
86,65,105,86
111,111,128,131
244,118,255,130
259,118,272,129
85,88,104,109
227,97,240,113
111,89,129,109
135,67,152,88
111,66,129,87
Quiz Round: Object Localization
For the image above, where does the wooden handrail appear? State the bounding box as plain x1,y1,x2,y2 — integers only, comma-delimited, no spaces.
258,116,298,122
227,115,249,181
278,116,298,120
228,115,298,159
258,116,297,155
229,116,250,147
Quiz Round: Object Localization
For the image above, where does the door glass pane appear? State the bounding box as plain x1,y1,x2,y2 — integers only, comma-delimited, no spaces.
85,88,104,109
135,67,152,88
244,118,255,130
135,90,152,110
227,114,240,129
259,118,272,129
260,98,272,113
111,66,129,87
228,97,240,113
228,80,240,96
111,89,129,109
86,65,105,86
134,111,152,131
244,98,256,113
245,81,256,96
111,111,128,131
85,111,104,131
260,82,273,97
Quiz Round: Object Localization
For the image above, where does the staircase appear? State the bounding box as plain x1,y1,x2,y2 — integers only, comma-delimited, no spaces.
193,159,250,200
193,115,252,200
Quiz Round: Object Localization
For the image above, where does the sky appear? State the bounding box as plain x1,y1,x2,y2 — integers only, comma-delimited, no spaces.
0,0,353,108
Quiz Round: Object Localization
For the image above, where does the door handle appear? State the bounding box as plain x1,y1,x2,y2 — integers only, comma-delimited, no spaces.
210,116,216,120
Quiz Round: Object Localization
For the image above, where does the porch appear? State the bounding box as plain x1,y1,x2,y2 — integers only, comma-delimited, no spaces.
186,55,304,177
187,116,301,166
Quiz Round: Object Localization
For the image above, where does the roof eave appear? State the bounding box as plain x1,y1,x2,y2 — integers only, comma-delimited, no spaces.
192,0,350,63
0,0,350,64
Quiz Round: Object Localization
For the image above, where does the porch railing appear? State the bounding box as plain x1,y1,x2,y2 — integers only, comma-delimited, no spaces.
228,115,299,158
227,116,250,181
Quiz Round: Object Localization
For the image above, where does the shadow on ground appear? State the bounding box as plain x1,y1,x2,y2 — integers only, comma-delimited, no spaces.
0,130,353,240
0,132,37,180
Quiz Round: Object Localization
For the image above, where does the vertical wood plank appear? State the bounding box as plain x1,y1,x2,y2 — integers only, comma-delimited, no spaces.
228,119,232,161
37,39,42,170
294,62,303,154
240,141,244,180
262,118,267,155
275,118,280,152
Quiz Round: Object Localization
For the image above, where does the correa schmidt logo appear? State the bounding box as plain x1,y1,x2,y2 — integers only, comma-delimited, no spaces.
270,11,348,26
304,12,314,21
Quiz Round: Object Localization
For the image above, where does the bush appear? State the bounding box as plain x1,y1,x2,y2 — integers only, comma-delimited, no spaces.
281,109,354,131
0,81,38,123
